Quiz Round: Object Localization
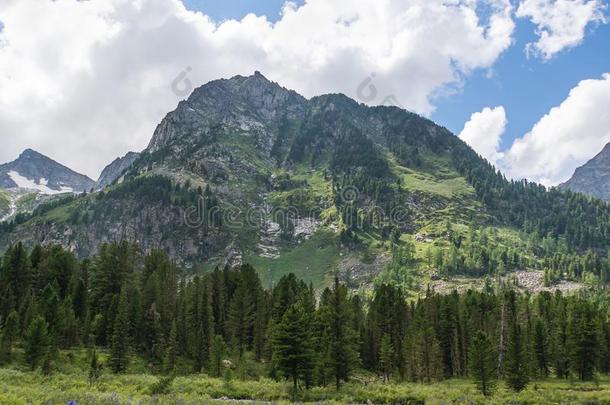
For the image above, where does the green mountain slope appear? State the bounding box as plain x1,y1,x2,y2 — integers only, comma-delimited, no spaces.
1,72,609,288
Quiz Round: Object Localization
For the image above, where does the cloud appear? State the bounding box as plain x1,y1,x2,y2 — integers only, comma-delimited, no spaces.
500,73,610,186
516,0,607,60
459,106,506,165
0,0,514,178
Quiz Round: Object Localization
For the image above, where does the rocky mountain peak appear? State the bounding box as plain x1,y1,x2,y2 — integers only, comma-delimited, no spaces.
560,141,610,201
0,149,95,194
146,72,306,154
95,151,140,190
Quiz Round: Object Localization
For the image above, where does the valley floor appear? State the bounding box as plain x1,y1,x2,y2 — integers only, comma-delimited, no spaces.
1,367,609,404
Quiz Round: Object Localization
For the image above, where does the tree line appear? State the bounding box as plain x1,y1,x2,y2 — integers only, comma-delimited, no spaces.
0,242,609,397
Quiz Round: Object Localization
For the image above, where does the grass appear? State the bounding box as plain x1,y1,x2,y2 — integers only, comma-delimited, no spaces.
387,152,475,199
245,228,341,288
1,365,609,404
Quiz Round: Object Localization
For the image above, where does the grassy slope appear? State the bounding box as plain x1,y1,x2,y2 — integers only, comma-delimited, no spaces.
0,348,608,404
245,229,341,288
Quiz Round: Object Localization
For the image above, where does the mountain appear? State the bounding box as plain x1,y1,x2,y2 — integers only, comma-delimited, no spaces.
95,151,140,190
560,142,610,201
0,149,95,194
1,73,608,288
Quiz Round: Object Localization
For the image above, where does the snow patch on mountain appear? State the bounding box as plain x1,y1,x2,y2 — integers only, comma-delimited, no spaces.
7,170,73,194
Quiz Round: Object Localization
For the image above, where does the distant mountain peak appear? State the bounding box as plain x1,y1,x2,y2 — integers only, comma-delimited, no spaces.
0,149,95,194
95,151,140,190
561,141,610,201
19,148,45,158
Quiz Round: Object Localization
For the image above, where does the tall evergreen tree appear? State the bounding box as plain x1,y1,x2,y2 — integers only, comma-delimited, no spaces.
568,300,598,380
88,347,102,386
505,291,529,392
227,267,256,358
24,315,49,370
272,302,315,395
379,334,394,382
0,310,19,363
209,334,227,378
109,287,130,373
468,330,497,396
326,277,359,390
163,320,178,373
533,319,549,377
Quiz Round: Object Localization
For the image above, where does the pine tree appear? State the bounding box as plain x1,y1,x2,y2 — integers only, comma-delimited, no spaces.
552,294,570,378
533,319,549,377
209,334,227,377
414,326,443,383
24,315,49,370
379,334,394,382
272,302,315,397
326,277,359,390
505,322,529,391
568,300,598,380
1,243,32,313
109,287,130,373
0,310,19,363
88,347,102,386
227,271,256,358
163,320,178,374
468,330,497,396
188,277,213,372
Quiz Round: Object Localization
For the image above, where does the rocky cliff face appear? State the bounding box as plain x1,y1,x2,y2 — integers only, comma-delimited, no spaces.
0,149,94,193
561,142,610,201
95,152,140,190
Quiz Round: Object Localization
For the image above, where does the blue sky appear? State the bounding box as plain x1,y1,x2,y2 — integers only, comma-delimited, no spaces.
182,0,609,151
434,18,610,150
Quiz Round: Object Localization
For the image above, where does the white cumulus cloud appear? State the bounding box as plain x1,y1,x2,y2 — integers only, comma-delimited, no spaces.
501,73,610,186
459,106,507,165
516,0,608,60
0,0,515,178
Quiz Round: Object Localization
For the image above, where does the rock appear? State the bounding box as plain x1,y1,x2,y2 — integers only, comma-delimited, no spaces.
560,141,610,201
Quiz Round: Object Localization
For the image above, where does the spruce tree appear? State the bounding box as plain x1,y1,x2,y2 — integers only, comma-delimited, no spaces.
468,330,497,396
163,320,178,373
379,334,394,382
188,277,213,372
109,287,130,373
272,302,315,396
327,277,359,390
415,326,443,383
506,323,529,391
89,347,102,386
209,334,227,377
0,310,19,363
568,300,598,380
1,243,32,313
24,315,49,370
227,272,256,358
533,319,549,377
